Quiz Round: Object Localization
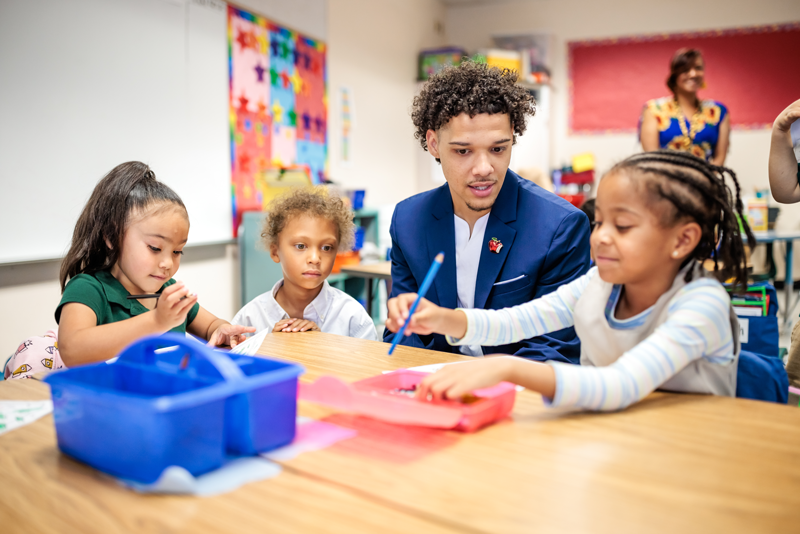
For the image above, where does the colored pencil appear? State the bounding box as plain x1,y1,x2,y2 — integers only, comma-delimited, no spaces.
388,252,444,355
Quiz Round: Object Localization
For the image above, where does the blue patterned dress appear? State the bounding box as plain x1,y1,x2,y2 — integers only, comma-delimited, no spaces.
641,97,728,161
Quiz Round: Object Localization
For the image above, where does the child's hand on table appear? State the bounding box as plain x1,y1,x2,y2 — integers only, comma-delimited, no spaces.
207,324,256,348
273,318,320,333
385,293,468,338
154,282,198,329
416,356,557,401
416,356,516,401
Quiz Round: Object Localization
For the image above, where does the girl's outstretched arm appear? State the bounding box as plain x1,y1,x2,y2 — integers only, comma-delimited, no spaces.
58,282,198,366
417,356,556,401
443,269,591,347
386,269,594,347
189,308,256,348
419,279,734,412
385,294,468,338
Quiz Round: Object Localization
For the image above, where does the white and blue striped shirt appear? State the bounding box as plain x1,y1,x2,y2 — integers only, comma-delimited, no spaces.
449,267,734,411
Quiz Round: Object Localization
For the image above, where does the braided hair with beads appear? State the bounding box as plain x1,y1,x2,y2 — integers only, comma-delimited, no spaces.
610,149,755,289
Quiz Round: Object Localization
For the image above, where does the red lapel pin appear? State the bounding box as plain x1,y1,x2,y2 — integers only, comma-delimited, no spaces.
488,237,503,253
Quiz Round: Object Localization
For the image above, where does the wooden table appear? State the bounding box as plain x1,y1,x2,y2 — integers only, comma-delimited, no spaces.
340,261,391,317
0,378,460,534
255,333,800,534
2,333,800,533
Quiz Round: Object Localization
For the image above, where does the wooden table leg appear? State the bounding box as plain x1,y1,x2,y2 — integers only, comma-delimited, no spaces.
366,278,374,317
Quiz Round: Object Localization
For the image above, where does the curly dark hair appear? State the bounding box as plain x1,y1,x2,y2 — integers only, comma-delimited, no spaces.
261,187,356,252
411,60,536,160
610,150,755,289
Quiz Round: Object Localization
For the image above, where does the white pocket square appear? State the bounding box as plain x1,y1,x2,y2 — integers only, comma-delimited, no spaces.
493,274,527,286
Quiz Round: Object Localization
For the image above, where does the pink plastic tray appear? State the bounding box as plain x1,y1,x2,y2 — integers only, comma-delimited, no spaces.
298,370,516,432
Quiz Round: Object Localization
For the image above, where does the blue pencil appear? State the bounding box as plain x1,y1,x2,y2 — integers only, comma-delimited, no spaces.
388,252,444,355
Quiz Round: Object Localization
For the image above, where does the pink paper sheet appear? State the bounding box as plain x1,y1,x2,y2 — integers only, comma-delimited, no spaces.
263,418,357,461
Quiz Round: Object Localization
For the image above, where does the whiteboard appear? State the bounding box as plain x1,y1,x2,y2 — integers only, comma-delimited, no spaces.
0,0,230,263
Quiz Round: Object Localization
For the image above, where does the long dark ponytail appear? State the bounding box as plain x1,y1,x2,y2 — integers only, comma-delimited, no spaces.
59,162,187,291
611,150,755,289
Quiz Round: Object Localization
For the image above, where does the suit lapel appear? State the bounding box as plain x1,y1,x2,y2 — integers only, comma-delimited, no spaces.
473,171,519,310
426,185,457,309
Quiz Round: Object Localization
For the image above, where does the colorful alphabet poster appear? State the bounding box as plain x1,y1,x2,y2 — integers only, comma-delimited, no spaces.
228,5,327,234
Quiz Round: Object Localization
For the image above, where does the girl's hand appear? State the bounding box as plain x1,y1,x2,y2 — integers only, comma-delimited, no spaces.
774,98,800,133
207,323,256,347
416,356,516,401
385,293,468,338
153,282,198,330
273,318,320,333
385,293,443,335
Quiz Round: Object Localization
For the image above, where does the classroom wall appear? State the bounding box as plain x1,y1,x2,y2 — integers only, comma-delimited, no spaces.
9,0,796,354
0,0,446,354
444,0,800,277
234,0,328,40
326,0,447,205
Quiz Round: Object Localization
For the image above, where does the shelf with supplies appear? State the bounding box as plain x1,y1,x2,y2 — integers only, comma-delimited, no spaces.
238,208,383,323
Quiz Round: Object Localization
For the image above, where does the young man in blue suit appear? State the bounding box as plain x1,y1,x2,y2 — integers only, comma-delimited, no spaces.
384,61,591,363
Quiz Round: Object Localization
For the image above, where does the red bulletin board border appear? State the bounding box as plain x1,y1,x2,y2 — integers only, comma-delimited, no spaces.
568,22,800,135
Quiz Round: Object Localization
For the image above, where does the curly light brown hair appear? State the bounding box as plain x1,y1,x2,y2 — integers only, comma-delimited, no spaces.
261,187,356,251
412,60,536,161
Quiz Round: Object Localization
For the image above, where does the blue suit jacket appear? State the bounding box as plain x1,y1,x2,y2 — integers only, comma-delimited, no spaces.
384,170,591,364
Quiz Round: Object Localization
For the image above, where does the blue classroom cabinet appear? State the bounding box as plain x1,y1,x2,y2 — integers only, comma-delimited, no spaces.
238,209,381,321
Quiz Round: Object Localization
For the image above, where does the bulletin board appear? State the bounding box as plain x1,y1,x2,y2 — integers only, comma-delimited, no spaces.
228,5,327,235
568,22,800,134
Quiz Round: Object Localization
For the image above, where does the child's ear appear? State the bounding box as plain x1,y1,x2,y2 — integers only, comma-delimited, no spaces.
269,242,280,263
426,129,440,159
673,221,702,259
104,237,113,250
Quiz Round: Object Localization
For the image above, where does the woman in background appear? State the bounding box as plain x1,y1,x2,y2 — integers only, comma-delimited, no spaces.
640,48,730,165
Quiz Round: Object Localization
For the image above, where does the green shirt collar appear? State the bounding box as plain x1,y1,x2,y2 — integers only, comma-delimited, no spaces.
93,270,171,314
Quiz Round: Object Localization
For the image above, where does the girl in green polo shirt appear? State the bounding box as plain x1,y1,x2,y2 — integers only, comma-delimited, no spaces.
55,161,255,366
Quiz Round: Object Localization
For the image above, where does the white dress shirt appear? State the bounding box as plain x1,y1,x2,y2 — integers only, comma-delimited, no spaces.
230,279,378,356
454,213,489,357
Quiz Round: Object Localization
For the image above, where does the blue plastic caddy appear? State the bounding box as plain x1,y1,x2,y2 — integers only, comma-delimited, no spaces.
44,334,303,483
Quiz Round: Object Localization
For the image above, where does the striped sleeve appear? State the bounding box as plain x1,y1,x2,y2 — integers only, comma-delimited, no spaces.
546,279,734,411
446,268,596,347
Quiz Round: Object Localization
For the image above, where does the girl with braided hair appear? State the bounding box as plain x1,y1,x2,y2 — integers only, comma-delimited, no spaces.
386,150,788,410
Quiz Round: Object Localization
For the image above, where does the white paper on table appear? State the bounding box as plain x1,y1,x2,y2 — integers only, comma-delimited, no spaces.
0,400,53,435
229,330,269,356
121,457,281,496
